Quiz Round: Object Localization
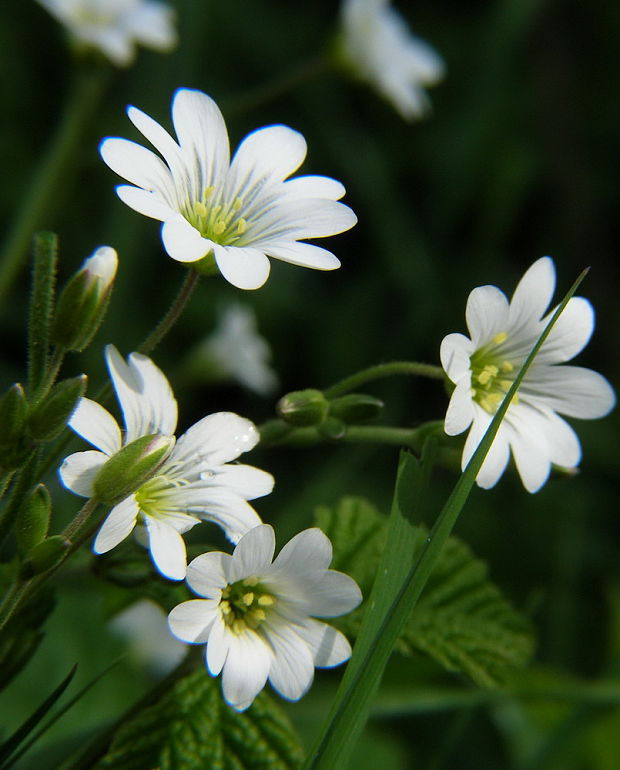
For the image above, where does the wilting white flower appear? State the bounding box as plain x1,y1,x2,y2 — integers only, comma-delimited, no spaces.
168,524,362,711
59,345,273,580
100,88,357,290
440,257,616,492
186,304,278,397
36,0,176,67
339,0,444,120
111,599,186,673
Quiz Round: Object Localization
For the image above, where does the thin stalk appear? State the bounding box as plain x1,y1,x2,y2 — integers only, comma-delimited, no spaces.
0,472,15,504
0,65,109,304
0,450,40,548
137,269,200,356
324,361,446,399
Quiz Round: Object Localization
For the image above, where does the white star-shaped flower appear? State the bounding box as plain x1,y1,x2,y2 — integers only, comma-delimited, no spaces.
440,257,616,492
59,345,274,580
339,0,444,120
100,88,357,290
36,0,177,67
168,524,362,711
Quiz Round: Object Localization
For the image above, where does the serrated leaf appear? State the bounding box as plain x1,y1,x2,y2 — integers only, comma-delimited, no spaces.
93,668,304,770
316,496,534,688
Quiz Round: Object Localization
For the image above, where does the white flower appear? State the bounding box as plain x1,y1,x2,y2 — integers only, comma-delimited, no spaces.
99,88,357,290
339,0,444,120
59,345,274,580
440,257,616,492
82,245,118,288
36,0,176,67
187,303,278,397
168,524,362,711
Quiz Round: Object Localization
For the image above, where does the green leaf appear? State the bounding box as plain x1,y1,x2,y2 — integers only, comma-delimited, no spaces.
92,668,304,770
317,496,534,688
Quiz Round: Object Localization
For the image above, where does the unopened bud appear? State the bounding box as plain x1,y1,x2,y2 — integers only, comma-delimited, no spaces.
329,393,384,424
0,383,28,449
16,483,51,554
52,246,118,351
93,433,175,506
28,375,87,442
318,416,346,439
277,389,329,427
20,535,70,578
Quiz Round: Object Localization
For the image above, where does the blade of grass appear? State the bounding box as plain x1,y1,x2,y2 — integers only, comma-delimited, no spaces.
304,268,590,769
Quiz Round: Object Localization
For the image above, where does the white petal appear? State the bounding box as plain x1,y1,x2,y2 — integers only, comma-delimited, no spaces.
222,631,272,711
206,613,230,675
523,365,616,419
508,408,552,493
542,411,582,468
266,621,315,701
278,199,358,240
465,285,509,347
283,175,346,200
461,410,511,490
440,333,474,383
444,380,475,436
509,257,555,329
59,450,108,497
186,551,229,598
268,528,332,586
93,496,139,553
537,297,595,364
116,185,176,221
68,397,121,455
172,89,230,192
144,516,187,580
228,524,275,583
105,345,177,443
230,125,307,186
209,464,274,500
173,412,259,466
161,217,212,263
263,241,340,271
295,618,352,667
213,245,271,290
168,599,219,644
100,137,171,191
179,488,263,545
301,570,363,618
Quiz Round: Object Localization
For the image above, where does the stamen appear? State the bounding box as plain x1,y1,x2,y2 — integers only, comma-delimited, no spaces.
258,595,274,607
233,198,243,211
236,218,247,235
500,361,514,373
493,332,508,344
203,186,215,200
213,220,226,235
242,592,254,606
477,365,498,385
195,201,207,218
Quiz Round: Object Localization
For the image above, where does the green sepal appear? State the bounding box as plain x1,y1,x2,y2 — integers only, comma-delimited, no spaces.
20,535,70,578
27,375,87,442
329,393,384,424
16,483,51,555
277,388,329,426
0,384,28,449
93,434,175,506
317,416,346,439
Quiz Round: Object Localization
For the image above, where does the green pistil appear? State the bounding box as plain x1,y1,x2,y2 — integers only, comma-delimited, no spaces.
470,332,518,414
186,188,248,245
220,577,276,635
134,473,181,519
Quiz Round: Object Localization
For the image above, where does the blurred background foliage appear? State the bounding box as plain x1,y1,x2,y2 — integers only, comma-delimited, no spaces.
0,0,619,768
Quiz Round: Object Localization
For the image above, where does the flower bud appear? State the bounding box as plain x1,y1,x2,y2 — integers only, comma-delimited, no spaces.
16,483,51,554
0,383,28,449
317,416,346,439
329,393,384,424
52,246,118,352
27,375,87,442
277,389,329,427
93,434,175,506
20,535,70,578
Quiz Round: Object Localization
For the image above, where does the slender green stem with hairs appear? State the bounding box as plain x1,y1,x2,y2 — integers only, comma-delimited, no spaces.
324,361,446,399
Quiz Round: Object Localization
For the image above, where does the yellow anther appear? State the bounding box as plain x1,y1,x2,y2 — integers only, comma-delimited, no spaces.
479,392,503,414
203,186,215,199
243,577,258,587
251,609,266,622
242,592,255,606
500,361,514,373
213,220,226,235
477,365,498,385
195,201,208,218
236,218,247,235
258,595,274,607
220,601,231,615
233,197,243,211
232,619,246,635
493,332,508,345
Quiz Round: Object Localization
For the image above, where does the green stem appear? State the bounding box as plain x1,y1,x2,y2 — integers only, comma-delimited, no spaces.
28,232,58,394
31,347,66,407
222,54,328,117
137,269,201,356
0,471,15,504
0,65,110,304
0,450,40,548
324,361,446,399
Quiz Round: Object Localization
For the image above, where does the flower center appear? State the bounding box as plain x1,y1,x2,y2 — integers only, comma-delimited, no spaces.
220,577,276,635
134,473,184,520
469,332,518,414
186,187,248,245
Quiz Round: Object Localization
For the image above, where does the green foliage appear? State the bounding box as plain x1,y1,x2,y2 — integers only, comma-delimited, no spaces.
316,495,534,687
93,668,304,770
